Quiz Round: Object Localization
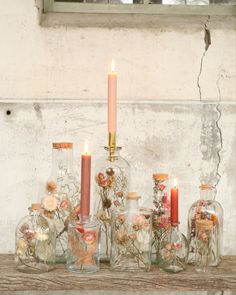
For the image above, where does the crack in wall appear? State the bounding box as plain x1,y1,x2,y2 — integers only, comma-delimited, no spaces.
197,15,211,101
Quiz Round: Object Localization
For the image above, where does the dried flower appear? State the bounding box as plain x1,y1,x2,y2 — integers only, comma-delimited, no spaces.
43,195,58,211
20,223,29,233
106,167,114,176
158,215,169,229
116,229,129,245
46,181,57,193
16,239,28,256
128,233,137,241
158,184,166,191
113,200,120,207
60,200,69,209
199,231,208,241
103,198,112,209
96,210,110,223
211,213,218,225
161,248,171,260
35,232,49,241
23,230,34,241
117,191,123,198
172,242,182,250
83,231,97,245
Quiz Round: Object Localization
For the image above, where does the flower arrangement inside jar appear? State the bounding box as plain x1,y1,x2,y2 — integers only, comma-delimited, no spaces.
110,192,152,272
66,215,100,273
151,173,171,264
95,146,130,261
15,203,56,273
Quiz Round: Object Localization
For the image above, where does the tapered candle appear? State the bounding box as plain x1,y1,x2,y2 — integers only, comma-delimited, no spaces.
80,142,91,217
171,179,179,226
108,59,117,136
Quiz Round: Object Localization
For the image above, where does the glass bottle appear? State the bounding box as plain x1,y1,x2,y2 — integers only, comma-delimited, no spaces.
151,173,171,264
110,192,152,272
94,146,130,262
187,184,223,266
42,142,80,263
66,215,100,274
159,223,188,273
195,219,213,272
15,203,56,273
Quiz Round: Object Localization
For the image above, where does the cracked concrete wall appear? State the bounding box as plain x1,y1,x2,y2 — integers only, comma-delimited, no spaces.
0,102,235,255
0,0,236,101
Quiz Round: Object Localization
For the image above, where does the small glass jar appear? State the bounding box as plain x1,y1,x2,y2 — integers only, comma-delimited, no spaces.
94,146,130,262
187,184,223,266
15,203,56,273
195,219,213,273
151,173,171,264
43,142,80,263
159,224,188,273
66,215,100,274
110,192,152,272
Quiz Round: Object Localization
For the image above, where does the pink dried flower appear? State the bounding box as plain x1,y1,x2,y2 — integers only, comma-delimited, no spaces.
172,243,182,250
60,200,69,209
42,195,58,211
199,232,208,241
82,231,97,245
113,200,120,207
117,191,123,198
20,223,29,233
158,215,169,228
23,230,34,241
158,184,166,191
162,194,168,204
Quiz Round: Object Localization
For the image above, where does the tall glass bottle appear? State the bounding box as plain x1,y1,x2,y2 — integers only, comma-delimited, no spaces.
94,146,130,262
15,203,56,273
151,173,171,264
42,142,80,263
110,192,152,272
187,184,223,266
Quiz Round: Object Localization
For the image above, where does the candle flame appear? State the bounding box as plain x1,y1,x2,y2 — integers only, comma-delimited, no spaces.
111,59,115,72
84,141,89,154
173,178,178,188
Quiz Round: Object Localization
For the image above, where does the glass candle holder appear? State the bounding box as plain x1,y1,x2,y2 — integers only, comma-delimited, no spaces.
15,203,56,273
195,219,213,273
110,192,152,272
66,215,100,274
159,224,188,273
151,173,171,265
94,146,130,262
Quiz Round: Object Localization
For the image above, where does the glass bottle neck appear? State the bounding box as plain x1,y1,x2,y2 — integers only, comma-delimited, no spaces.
51,148,73,178
126,199,139,211
200,189,214,200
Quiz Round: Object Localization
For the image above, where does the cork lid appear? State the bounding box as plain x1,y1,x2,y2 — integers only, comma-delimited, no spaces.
196,219,213,230
52,142,73,149
31,203,41,211
199,184,213,190
153,173,168,181
126,192,140,200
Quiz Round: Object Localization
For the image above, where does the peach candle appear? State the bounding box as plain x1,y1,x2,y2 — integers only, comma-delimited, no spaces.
108,59,117,134
80,141,91,217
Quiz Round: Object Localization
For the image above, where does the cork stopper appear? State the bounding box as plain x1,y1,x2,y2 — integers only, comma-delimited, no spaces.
127,192,140,200
52,142,73,149
196,219,213,230
31,203,41,211
199,183,213,190
153,173,168,181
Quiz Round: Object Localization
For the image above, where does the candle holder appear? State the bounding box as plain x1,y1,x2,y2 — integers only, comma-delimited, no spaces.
66,215,100,274
159,223,188,273
187,184,223,266
151,174,171,265
94,145,130,262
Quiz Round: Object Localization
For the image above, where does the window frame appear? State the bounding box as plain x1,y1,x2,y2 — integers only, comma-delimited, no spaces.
43,0,236,15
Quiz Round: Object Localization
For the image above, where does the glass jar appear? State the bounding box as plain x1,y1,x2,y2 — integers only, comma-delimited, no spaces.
42,142,80,263
195,219,213,272
66,215,100,274
187,184,223,266
110,192,152,272
159,224,188,273
15,203,56,273
151,173,171,264
94,146,130,262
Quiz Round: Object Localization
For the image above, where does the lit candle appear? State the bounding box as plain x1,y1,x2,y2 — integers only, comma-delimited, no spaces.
171,179,179,226
108,59,117,138
80,141,91,217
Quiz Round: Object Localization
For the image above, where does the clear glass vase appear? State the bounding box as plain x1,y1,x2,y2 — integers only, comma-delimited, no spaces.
110,192,152,272
66,215,100,274
42,142,80,263
94,146,130,262
195,219,213,273
15,203,56,273
187,184,223,266
159,224,188,273
151,173,171,264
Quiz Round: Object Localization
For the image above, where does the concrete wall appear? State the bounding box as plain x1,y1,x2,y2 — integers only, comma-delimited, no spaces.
0,0,235,254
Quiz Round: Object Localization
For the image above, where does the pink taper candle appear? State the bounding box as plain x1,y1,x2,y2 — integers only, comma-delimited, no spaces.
80,142,91,217
171,179,179,226
108,59,117,134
